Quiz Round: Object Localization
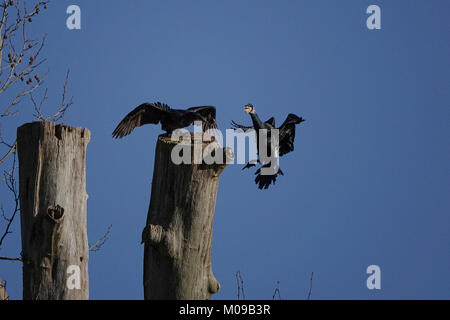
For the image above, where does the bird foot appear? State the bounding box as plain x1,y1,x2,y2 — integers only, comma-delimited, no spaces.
242,161,257,170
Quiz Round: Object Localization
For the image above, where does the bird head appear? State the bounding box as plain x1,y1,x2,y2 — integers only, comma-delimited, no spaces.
243,104,254,114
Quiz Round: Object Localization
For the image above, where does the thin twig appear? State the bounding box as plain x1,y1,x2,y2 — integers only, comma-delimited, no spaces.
29,68,73,122
0,0,52,252
0,256,22,262
272,280,281,300
0,140,15,164
53,68,73,122
89,224,112,252
0,150,19,248
235,270,245,300
306,272,314,300
236,271,240,300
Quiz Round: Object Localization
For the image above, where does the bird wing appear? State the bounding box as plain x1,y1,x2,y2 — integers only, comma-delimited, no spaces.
265,117,275,128
112,102,170,139
231,120,253,130
278,113,304,156
187,106,218,131
231,117,274,130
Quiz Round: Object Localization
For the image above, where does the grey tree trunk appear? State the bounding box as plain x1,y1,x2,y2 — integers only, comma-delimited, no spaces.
17,122,90,300
142,134,233,300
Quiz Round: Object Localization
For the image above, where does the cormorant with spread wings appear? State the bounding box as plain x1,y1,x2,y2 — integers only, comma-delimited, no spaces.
231,104,305,189
112,102,217,138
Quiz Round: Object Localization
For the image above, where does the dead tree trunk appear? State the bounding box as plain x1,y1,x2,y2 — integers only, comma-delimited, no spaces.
142,134,233,300
17,122,90,300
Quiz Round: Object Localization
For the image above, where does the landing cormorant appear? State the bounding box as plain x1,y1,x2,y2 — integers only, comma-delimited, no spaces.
231,104,305,189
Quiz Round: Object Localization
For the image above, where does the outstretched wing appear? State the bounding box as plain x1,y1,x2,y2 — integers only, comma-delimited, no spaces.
231,120,253,130
112,102,170,139
187,106,218,131
278,113,304,156
231,117,275,130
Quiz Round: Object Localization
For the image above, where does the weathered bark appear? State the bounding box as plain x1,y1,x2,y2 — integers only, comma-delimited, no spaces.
142,133,233,300
17,122,90,300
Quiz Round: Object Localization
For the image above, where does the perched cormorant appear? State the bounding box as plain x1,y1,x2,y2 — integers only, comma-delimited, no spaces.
112,102,217,138
231,104,305,189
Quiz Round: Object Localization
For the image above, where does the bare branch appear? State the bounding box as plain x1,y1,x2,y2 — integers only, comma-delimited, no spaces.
0,149,19,249
235,270,246,300
0,256,22,262
0,1,58,274
29,86,47,120
28,68,73,122
272,280,281,300
1,1,49,122
0,140,15,164
89,224,112,252
306,272,314,300
51,68,73,122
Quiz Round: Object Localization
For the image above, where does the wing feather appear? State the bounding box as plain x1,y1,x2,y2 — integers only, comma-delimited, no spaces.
231,117,274,130
265,117,275,128
278,113,304,156
231,120,253,130
187,106,218,131
112,102,170,139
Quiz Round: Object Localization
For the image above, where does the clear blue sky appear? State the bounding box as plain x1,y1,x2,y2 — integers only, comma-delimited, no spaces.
1,0,449,299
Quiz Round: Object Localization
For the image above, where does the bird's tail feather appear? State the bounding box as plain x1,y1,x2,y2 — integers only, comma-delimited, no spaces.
254,165,283,190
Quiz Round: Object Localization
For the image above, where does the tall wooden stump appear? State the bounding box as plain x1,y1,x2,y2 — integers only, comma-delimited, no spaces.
17,122,90,300
142,134,233,300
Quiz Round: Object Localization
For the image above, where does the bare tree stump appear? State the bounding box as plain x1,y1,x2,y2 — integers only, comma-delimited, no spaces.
142,133,233,300
17,122,90,300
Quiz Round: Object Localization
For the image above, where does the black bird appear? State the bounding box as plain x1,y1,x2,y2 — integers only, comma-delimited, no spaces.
231,104,305,189
112,102,217,138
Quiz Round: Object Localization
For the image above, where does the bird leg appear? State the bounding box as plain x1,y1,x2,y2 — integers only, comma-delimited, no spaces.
242,160,257,170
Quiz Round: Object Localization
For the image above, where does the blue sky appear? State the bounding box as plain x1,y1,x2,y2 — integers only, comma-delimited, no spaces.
1,0,449,299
